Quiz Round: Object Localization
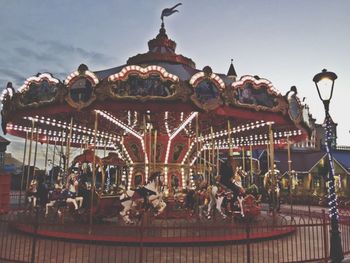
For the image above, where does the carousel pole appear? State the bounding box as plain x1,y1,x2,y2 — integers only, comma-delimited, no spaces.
19,131,28,208
242,146,247,187
195,114,199,178
59,128,64,172
216,145,219,178
242,147,245,170
266,142,270,172
204,140,207,182
227,120,232,156
44,136,49,181
250,144,253,185
32,132,39,179
80,140,83,154
66,117,73,174
52,139,57,185
268,124,275,184
153,130,157,171
199,133,203,177
89,112,98,234
211,127,214,184
26,120,35,190
287,134,293,216
143,114,147,183
187,136,191,184
149,124,152,176
268,123,276,214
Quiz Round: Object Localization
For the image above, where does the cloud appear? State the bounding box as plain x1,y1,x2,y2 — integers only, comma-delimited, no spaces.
0,30,115,90
0,68,26,87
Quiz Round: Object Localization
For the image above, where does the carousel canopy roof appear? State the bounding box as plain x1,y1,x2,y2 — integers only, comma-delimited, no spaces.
1,19,313,166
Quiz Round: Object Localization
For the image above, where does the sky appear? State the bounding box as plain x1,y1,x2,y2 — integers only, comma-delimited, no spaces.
0,0,349,167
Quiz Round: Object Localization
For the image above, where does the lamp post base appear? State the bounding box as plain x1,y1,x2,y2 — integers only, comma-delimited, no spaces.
330,226,344,263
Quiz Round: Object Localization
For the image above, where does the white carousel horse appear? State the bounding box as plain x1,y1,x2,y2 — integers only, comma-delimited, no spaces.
233,167,246,217
119,174,166,224
27,179,38,208
207,168,246,219
207,185,228,219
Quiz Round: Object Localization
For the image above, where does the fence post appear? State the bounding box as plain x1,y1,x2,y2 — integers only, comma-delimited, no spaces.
246,219,251,263
322,209,328,263
139,213,145,263
30,207,39,263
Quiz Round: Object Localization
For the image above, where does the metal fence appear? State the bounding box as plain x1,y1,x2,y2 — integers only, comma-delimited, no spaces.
1,204,350,262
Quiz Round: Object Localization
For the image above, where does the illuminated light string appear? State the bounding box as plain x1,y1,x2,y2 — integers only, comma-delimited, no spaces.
21,116,119,142
95,110,148,178
131,111,138,129
180,141,196,165
182,122,301,164
64,70,99,86
324,116,339,220
187,132,300,164
231,75,281,96
195,120,273,142
108,65,179,83
164,111,171,136
95,110,143,140
189,139,284,166
8,123,118,148
189,72,225,90
18,73,60,93
96,110,146,188
164,112,198,182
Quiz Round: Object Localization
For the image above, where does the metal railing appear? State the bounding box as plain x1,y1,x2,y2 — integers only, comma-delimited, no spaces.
0,201,349,262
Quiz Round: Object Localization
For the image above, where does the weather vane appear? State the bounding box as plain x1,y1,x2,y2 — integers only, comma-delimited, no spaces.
161,3,182,24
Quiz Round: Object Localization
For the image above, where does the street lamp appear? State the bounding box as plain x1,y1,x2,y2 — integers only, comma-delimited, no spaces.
313,69,343,262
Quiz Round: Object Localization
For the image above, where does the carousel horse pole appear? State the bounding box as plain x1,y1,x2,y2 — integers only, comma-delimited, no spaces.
211,127,215,184
51,139,57,186
227,120,232,156
32,132,39,179
195,114,199,177
26,119,34,192
65,117,73,179
149,123,152,178
89,112,98,234
153,129,157,172
19,131,28,208
28,129,39,208
249,144,253,185
287,134,293,216
44,137,49,177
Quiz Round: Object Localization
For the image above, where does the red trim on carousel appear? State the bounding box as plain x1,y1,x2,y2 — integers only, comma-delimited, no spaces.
11,222,296,244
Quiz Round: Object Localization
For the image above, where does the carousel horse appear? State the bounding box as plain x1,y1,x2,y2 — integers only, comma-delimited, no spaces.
207,184,228,219
196,183,210,220
207,167,246,219
27,179,38,208
119,173,166,224
264,166,282,212
232,167,246,217
66,173,84,210
45,175,84,217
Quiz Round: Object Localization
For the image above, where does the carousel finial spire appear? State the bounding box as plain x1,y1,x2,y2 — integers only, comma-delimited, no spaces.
227,59,237,81
161,3,182,24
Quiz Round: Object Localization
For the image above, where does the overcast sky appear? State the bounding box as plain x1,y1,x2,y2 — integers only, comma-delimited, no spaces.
1,0,349,167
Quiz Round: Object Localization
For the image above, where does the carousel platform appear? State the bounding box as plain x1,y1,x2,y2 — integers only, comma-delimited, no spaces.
9,208,296,245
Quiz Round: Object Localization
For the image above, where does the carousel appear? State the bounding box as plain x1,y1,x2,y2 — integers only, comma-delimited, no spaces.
1,6,312,243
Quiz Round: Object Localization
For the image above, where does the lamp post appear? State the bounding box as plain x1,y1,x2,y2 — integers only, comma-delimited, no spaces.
313,69,343,262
